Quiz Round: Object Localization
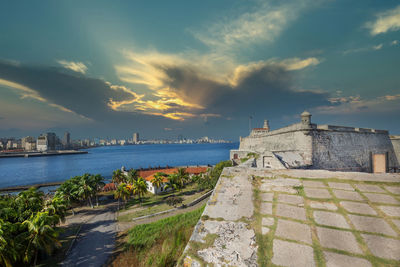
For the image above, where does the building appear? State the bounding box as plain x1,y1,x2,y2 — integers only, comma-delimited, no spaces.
22,136,36,151
46,132,57,150
36,135,48,151
231,111,400,173
133,133,139,144
62,132,70,149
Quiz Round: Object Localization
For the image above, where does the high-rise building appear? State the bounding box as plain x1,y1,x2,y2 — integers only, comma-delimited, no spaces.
133,132,139,144
63,132,71,149
22,136,36,151
46,132,57,150
36,135,48,151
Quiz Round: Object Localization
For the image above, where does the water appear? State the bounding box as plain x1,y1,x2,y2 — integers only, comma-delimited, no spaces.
0,143,237,188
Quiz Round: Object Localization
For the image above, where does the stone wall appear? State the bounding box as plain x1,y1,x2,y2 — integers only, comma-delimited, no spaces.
390,136,400,169
312,129,399,171
238,123,313,166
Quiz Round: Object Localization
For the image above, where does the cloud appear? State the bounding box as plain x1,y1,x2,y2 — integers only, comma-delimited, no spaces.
0,60,143,122
366,5,400,36
191,0,316,53
343,43,384,54
315,94,400,115
116,50,328,122
391,40,399,46
57,60,88,74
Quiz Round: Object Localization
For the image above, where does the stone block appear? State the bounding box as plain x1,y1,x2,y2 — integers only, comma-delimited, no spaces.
261,192,274,202
385,186,400,195
276,203,307,221
272,239,315,267
355,184,385,193
392,219,400,229
262,217,274,226
328,182,354,191
260,202,272,215
303,180,326,188
277,194,304,205
324,252,371,267
348,214,397,236
262,227,270,235
275,219,312,244
313,210,350,229
340,201,377,215
332,189,363,201
378,205,400,217
309,201,337,211
304,188,331,199
364,193,399,204
361,234,400,260
316,227,362,254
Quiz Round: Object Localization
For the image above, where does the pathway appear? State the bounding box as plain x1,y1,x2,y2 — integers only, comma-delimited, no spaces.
61,202,117,267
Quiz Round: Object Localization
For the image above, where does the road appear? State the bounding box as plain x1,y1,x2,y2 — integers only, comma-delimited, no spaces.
61,203,117,267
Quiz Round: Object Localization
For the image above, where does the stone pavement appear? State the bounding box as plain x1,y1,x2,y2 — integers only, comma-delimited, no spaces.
180,166,400,266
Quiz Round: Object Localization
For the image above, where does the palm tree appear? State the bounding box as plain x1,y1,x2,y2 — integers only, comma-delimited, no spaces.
76,174,95,208
0,219,17,267
127,169,139,184
114,183,130,210
89,174,105,207
112,169,125,184
132,178,148,203
151,172,166,194
43,197,67,226
15,188,44,222
177,168,189,184
22,211,60,266
164,174,184,192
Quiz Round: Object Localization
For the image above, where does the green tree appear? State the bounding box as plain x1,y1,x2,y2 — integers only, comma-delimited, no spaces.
164,174,184,192
114,183,130,210
176,168,189,184
76,174,95,208
90,174,105,206
151,172,166,194
22,211,60,266
112,169,126,184
0,219,17,267
127,169,139,184
132,177,148,203
15,188,44,222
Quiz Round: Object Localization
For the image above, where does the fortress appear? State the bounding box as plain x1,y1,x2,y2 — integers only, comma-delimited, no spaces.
231,111,400,172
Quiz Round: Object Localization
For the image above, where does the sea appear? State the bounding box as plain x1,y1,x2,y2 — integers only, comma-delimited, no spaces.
0,142,238,189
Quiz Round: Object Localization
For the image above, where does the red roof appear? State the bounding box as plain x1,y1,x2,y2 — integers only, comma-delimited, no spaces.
142,167,208,182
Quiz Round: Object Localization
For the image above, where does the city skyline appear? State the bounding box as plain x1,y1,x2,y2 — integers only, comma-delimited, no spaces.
1,1,400,140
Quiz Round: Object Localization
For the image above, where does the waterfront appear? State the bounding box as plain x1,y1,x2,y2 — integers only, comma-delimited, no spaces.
0,143,237,189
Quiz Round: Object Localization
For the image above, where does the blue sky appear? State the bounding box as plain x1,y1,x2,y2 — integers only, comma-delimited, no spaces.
0,0,399,140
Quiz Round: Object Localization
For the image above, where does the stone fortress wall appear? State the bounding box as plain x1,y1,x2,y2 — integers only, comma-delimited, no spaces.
231,112,400,172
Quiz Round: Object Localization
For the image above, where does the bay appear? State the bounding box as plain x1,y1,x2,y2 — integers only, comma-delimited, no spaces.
0,143,237,188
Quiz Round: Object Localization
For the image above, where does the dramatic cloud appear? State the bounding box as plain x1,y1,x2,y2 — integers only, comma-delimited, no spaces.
366,5,400,36
0,61,142,121
116,51,326,121
57,60,88,74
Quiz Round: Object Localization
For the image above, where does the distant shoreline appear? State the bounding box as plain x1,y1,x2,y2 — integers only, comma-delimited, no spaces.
0,150,88,158
0,181,64,193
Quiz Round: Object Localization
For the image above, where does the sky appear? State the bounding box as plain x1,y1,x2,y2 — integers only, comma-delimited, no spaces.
0,0,399,140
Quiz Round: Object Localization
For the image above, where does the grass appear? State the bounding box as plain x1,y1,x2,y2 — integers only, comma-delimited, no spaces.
110,205,205,267
117,184,207,222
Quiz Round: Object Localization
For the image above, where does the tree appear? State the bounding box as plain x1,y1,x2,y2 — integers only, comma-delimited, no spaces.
89,174,105,206
127,169,139,184
177,168,189,184
22,211,61,266
43,196,68,226
15,188,44,222
76,174,95,208
0,219,17,267
112,169,125,184
132,178,148,203
165,196,183,207
114,183,130,210
164,174,184,192
151,172,166,194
